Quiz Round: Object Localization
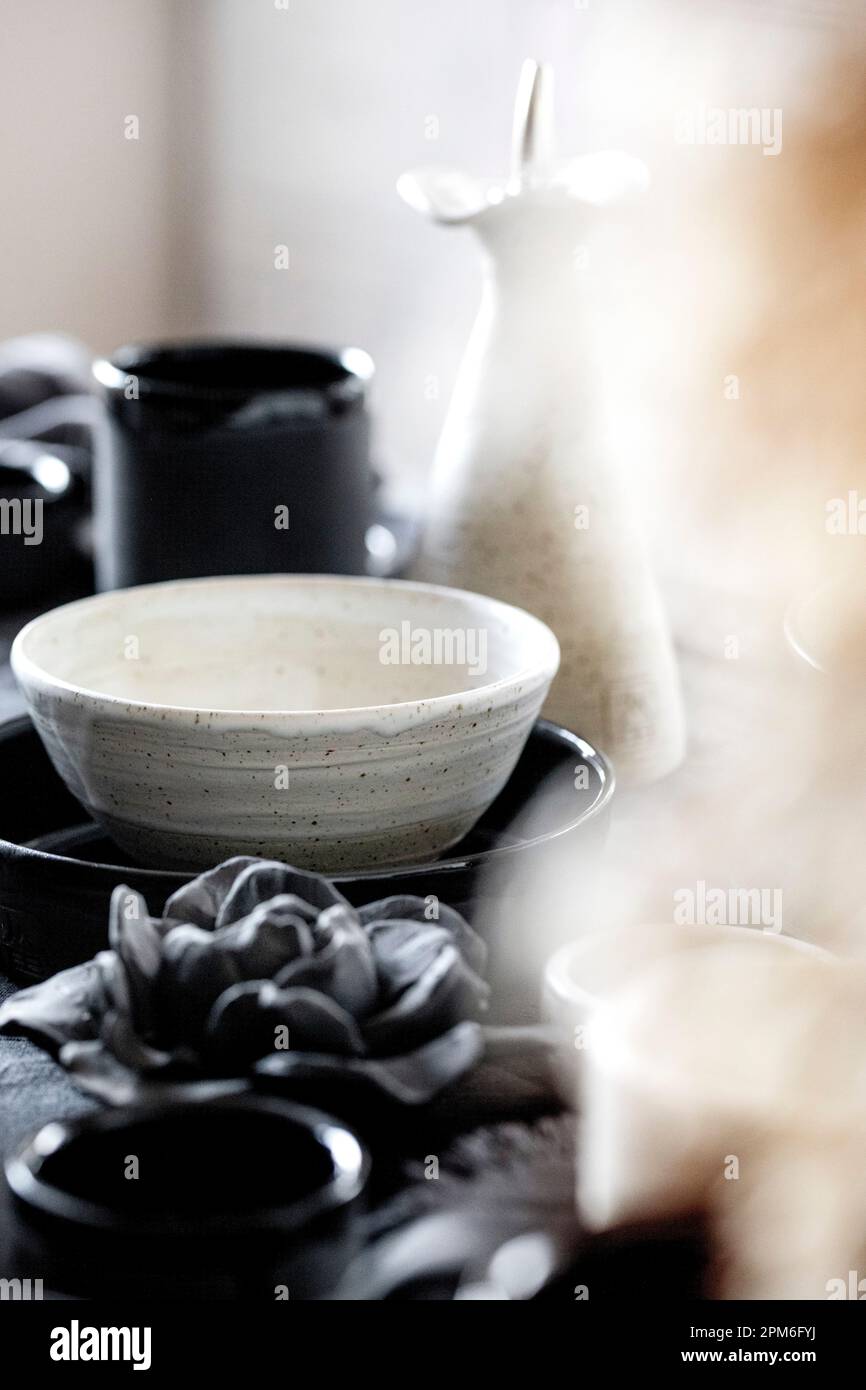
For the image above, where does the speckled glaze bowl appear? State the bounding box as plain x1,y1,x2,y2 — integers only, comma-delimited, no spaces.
11,575,559,872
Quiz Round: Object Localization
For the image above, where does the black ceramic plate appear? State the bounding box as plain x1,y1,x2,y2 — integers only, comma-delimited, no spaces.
0,716,613,982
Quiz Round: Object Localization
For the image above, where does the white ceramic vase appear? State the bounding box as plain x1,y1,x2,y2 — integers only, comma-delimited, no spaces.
399,61,685,785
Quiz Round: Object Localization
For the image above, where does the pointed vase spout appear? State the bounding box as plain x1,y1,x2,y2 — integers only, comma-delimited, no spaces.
511,59,556,190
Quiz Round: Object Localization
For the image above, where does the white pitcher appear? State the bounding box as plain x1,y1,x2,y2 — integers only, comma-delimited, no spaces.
399,60,685,785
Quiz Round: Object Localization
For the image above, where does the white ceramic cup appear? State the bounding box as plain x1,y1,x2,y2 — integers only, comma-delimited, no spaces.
542,922,828,1105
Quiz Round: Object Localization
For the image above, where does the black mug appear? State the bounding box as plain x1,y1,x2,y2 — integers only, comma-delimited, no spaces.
92,341,375,591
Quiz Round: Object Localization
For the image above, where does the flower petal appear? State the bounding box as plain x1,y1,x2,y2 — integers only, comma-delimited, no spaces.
0,960,104,1052
213,861,351,929
59,1039,149,1106
205,981,365,1069
95,949,132,1020
366,920,453,1001
156,925,242,1045
275,904,377,1017
214,896,316,977
360,895,486,974
363,944,488,1053
255,1021,484,1105
99,1007,175,1073
163,856,263,930
108,884,163,1034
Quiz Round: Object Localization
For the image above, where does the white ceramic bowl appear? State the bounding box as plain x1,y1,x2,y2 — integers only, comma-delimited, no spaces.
12,574,559,873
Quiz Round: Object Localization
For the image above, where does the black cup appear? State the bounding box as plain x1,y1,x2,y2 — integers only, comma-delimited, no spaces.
92,341,375,591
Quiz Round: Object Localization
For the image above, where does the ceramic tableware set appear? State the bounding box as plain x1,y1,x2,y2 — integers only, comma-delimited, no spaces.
0,59,688,1300
0,547,605,1298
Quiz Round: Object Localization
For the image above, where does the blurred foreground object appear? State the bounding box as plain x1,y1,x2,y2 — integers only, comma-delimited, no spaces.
578,934,866,1299
401,60,685,786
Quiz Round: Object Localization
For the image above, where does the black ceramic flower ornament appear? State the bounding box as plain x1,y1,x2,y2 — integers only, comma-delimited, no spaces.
0,858,488,1108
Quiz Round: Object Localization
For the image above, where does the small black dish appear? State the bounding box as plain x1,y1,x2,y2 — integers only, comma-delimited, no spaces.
5,1095,369,1299
0,717,614,982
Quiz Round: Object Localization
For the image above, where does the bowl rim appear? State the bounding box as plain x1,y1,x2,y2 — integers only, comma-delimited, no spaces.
782,584,823,674
93,338,375,409
11,573,561,723
782,575,848,675
544,922,832,1017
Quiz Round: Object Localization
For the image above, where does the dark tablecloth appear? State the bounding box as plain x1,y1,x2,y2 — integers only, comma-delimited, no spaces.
0,979,95,1163
1,609,98,1166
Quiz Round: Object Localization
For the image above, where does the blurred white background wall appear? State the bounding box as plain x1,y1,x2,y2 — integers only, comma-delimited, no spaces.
0,0,637,503
0,0,180,349
175,0,622,503
0,0,850,527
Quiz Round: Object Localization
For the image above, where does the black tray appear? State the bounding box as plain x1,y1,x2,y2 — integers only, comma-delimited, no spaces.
0,717,613,982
